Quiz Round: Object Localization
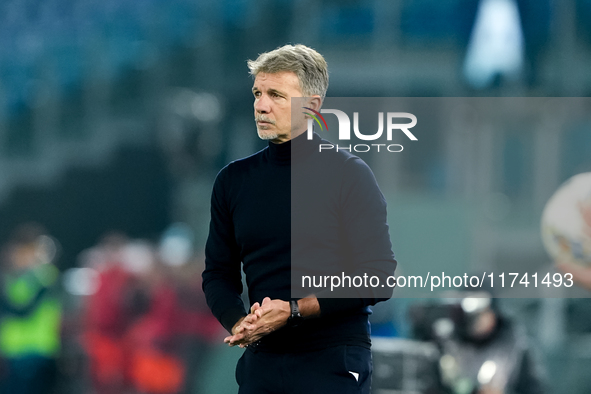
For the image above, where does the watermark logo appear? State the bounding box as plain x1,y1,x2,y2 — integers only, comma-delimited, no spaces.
304,108,417,153
302,107,328,132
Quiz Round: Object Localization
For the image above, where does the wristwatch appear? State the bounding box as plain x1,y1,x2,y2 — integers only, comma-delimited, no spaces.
287,300,304,327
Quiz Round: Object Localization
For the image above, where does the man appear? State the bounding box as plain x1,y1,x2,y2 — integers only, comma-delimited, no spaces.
202,44,397,394
410,292,545,394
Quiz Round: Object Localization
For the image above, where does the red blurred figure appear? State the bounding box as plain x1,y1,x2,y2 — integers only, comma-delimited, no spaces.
82,227,222,394
126,226,222,394
82,233,141,394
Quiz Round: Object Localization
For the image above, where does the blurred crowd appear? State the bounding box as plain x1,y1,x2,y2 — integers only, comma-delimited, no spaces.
0,220,550,394
0,222,223,394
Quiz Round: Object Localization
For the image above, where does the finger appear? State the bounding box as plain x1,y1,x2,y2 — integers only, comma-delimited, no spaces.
225,334,240,343
262,297,271,305
231,336,254,347
236,335,260,348
226,333,245,344
243,314,258,324
250,302,261,313
225,336,242,346
258,301,275,315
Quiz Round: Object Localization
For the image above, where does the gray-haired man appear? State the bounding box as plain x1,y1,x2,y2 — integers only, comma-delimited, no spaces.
202,44,397,393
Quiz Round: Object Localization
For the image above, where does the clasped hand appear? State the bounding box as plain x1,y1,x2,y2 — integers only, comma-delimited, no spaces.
224,297,291,348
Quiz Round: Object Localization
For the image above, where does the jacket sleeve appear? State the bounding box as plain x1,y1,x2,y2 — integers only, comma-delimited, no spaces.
202,167,247,333
316,157,397,316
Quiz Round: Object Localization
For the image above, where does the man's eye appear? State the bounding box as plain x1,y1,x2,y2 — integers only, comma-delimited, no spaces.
254,92,261,97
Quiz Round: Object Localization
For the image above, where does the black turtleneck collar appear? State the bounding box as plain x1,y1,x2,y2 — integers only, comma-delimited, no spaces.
267,131,320,165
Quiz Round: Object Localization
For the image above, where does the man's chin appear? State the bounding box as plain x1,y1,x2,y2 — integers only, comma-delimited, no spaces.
257,130,279,141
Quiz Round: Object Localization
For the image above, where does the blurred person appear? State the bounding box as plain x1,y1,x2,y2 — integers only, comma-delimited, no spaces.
156,224,223,394
202,44,397,393
81,233,144,394
127,235,187,394
170,259,222,394
410,293,545,394
80,231,220,394
125,249,185,394
0,223,61,394
126,260,221,394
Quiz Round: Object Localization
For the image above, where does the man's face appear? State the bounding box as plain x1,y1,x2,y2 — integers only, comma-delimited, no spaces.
252,71,307,144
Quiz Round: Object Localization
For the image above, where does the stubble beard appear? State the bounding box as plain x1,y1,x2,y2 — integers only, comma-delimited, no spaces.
257,127,279,141
255,115,279,140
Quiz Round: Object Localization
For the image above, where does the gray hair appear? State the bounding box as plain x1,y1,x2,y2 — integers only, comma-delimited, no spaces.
247,44,329,99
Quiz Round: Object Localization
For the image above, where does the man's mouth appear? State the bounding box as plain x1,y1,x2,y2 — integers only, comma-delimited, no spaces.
255,117,275,126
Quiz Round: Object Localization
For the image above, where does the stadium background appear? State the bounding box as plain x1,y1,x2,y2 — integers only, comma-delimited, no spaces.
0,0,591,393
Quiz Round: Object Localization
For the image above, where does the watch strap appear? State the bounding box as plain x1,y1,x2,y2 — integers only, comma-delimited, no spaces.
287,300,303,327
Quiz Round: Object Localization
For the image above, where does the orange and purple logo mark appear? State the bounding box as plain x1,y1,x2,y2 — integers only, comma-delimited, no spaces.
302,107,328,131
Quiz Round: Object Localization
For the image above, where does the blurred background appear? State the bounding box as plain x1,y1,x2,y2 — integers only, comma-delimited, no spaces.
0,0,591,393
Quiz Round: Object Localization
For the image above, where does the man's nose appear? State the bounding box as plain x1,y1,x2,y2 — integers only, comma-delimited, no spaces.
255,95,271,113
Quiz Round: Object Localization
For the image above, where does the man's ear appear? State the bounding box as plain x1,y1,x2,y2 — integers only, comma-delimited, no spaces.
308,95,322,112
